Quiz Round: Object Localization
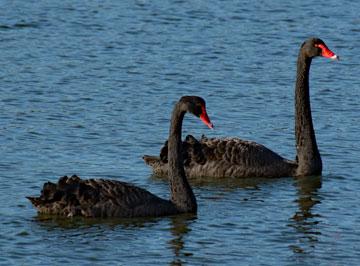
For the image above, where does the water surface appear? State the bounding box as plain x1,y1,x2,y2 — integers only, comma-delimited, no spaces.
1,1,360,265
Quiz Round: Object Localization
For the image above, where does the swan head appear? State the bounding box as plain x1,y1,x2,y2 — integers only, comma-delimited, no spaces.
179,96,214,129
302,38,339,60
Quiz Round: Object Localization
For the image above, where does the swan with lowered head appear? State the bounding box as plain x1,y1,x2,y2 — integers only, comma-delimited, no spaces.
27,96,213,218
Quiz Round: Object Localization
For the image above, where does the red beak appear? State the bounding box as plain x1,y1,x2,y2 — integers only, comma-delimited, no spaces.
200,106,214,129
316,43,339,60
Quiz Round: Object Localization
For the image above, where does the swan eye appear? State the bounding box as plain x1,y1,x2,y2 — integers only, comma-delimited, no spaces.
195,104,203,116
314,43,325,50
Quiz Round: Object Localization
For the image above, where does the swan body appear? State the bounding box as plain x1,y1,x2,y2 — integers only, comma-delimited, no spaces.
27,96,213,218
144,38,338,178
27,175,178,217
144,135,297,178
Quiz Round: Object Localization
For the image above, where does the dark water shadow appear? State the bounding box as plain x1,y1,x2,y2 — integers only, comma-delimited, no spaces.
150,173,286,191
0,22,39,30
31,212,196,265
288,175,322,254
152,173,324,258
167,214,197,266
31,212,186,231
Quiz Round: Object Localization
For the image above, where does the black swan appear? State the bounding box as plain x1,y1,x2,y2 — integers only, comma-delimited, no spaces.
27,96,213,218
143,38,339,178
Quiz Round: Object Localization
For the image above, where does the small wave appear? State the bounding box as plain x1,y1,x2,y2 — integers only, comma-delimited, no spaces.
0,22,39,30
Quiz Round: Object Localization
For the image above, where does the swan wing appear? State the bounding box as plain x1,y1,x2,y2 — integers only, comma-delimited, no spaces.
27,175,175,217
144,135,296,178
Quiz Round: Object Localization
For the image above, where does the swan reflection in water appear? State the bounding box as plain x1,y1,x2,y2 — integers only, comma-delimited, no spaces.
168,214,196,266
32,212,195,266
288,175,322,254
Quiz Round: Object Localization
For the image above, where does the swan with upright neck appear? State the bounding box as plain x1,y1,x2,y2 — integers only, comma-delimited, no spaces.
143,38,339,178
27,96,213,218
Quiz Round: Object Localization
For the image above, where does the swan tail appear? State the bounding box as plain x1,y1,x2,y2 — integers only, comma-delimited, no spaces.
143,135,208,176
26,175,97,216
143,155,162,166
26,196,43,207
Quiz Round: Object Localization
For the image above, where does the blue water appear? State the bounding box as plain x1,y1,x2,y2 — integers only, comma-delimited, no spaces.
1,0,360,265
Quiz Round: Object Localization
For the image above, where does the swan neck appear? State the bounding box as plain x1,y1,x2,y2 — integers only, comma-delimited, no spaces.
295,53,322,176
168,103,197,213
